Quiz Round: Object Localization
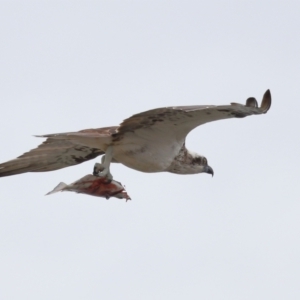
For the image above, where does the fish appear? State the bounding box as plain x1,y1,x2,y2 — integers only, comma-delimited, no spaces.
46,174,131,201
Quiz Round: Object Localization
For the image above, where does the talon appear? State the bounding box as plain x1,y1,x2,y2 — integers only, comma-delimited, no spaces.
93,147,114,180
93,163,104,176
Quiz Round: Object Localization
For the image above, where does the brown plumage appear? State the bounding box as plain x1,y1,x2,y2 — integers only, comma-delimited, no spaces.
0,90,271,178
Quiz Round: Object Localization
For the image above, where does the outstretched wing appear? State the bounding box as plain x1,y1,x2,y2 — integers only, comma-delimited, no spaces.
0,127,117,177
115,90,271,142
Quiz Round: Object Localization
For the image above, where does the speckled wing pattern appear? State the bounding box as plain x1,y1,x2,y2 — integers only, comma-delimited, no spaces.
115,90,271,142
0,90,271,177
0,127,117,177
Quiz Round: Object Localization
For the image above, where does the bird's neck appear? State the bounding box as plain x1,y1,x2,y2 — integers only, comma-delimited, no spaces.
166,144,199,174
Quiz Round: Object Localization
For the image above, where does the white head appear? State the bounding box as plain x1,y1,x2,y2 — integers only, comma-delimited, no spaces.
189,153,214,176
167,149,214,176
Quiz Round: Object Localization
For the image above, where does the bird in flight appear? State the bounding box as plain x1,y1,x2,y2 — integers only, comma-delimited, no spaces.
0,90,271,180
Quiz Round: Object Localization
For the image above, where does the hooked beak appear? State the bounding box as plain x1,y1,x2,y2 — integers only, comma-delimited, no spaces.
204,165,214,177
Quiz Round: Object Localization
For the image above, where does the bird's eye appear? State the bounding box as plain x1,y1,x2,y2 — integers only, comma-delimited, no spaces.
203,158,207,165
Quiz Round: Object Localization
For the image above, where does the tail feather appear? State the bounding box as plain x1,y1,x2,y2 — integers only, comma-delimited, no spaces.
0,156,73,177
0,138,104,178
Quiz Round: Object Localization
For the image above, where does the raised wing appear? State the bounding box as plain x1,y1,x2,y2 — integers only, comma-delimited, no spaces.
115,90,271,142
0,127,117,177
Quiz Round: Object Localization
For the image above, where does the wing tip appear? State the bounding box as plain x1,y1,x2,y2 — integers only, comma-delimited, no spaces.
232,89,272,114
260,89,271,113
245,97,258,108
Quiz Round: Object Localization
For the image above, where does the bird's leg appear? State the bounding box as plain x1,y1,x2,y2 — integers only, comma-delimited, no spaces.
93,158,113,180
93,156,105,175
93,146,113,180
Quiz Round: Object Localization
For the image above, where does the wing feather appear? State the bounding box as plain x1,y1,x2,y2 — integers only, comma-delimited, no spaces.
0,91,271,177
115,90,271,141
0,127,117,177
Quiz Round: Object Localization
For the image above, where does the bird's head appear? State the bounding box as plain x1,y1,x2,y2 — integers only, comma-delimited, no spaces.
190,154,214,176
167,149,214,176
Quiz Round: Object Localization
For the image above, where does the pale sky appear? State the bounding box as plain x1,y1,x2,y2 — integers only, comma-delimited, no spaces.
0,1,299,299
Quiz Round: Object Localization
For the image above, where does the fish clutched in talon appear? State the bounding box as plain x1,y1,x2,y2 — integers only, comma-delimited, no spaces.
46,174,131,201
0,90,271,198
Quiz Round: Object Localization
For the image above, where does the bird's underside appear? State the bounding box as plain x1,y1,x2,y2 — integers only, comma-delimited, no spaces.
0,90,271,179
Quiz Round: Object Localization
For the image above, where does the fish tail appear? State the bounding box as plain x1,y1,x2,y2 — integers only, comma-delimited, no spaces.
45,182,68,195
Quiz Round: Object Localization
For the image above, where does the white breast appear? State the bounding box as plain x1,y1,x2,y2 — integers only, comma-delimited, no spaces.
112,131,184,173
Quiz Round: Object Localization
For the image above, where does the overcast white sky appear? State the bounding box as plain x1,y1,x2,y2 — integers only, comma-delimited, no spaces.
0,1,299,299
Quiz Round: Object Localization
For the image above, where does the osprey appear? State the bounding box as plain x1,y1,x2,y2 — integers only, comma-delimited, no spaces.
0,90,271,180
